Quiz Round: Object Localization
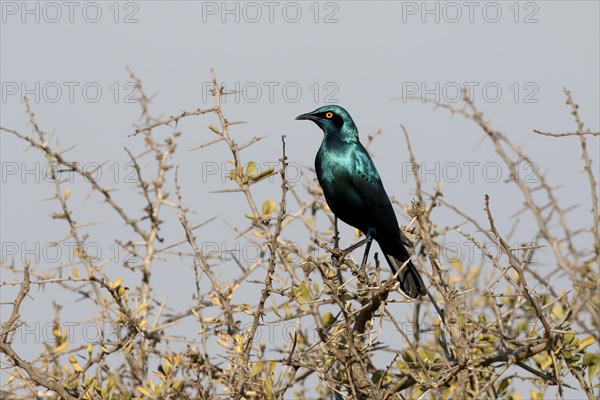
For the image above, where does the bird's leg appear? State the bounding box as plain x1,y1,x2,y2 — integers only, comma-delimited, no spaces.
333,216,344,285
360,240,373,269
333,216,340,250
360,228,375,269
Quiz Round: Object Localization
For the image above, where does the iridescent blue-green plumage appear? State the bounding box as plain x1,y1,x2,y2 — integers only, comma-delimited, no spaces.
296,105,426,298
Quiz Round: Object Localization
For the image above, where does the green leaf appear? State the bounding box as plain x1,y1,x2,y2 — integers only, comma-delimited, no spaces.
136,387,154,398
371,370,384,383
322,312,335,329
269,360,276,378
534,352,552,370
246,161,256,176
530,390,543,400
402,349,414,363
249,168,276,182
265,376,274,399
578,336,597,352
298,283,311,302
497,377,510,394
562,330,576,346
589,362,600,385
262,200,276,216
582,353,600,366
249,361,263,377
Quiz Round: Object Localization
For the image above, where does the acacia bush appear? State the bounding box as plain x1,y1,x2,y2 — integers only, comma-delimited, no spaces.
1,70,599,399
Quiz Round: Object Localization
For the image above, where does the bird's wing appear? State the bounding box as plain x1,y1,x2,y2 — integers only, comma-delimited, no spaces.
352,144,413,261
351,145,396,214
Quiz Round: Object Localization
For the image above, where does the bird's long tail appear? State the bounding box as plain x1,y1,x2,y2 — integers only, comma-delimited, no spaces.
383,254,427,298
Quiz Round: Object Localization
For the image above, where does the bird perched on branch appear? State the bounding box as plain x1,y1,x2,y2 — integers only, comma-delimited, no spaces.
296,105,427,298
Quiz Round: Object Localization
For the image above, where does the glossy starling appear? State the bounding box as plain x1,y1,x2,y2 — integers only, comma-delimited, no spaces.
296,105,427,298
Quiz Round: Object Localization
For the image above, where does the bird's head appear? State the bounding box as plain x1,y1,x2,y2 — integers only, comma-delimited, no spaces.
296,105,358,142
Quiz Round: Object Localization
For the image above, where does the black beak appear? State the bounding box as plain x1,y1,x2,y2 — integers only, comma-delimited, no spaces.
295,113,320,121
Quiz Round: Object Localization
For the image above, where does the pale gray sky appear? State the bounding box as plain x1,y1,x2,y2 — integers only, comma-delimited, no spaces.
1,1,599,397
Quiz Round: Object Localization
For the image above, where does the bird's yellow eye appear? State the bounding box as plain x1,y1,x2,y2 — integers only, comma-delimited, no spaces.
325,112,333,119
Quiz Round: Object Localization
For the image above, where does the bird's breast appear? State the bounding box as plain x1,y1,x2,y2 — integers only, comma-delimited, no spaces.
315,144,353,193
315,142,368,231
